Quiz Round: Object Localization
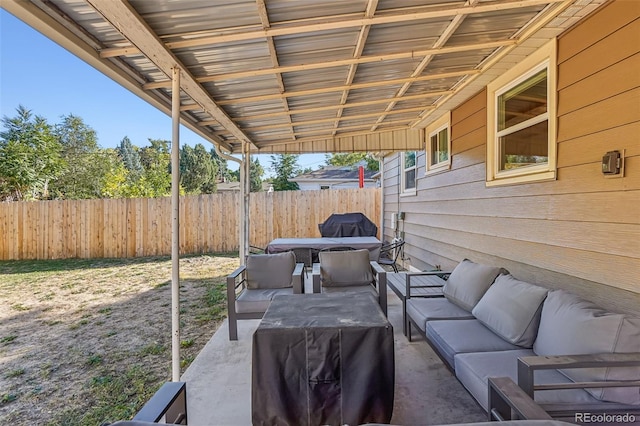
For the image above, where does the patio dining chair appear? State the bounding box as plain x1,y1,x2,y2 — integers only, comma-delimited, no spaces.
226,251,304,340
312,249,388,315
378,239,405,272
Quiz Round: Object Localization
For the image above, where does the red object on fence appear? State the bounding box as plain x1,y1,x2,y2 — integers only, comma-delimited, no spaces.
359,166,364,188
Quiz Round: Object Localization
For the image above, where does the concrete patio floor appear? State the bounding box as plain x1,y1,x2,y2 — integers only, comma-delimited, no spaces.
181,277,486,425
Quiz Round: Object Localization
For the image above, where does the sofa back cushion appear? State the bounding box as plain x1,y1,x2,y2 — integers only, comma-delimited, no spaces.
472,274,548,347
319,249,374,287
442,259,506,312
246,251,296,289
533,290,640,404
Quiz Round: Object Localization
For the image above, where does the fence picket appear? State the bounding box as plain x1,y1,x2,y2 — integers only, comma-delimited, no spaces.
0,188,379,260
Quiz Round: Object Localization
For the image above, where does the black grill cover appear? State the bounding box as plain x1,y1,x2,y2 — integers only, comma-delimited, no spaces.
318,212,378,237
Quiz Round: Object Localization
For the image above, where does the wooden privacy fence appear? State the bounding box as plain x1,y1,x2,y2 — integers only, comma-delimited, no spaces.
0,188,380,260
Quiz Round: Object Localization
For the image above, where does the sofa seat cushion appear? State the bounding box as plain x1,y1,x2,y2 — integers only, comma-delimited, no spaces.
472,274,548,348
426,319,521,369
443,259,507,312
455,350,600,411
406,298,474,332
534,290,640,404
235,288,294,314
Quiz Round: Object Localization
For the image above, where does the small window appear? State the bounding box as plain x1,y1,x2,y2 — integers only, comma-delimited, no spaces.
401,151,416,194
320,185,330,190
487,40,557,186
497,68,548,171
425,112,451,174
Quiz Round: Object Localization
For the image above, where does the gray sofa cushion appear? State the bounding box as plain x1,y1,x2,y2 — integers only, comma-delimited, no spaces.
406,298,474,332
319,249,374,287
425,319,521,369
454,350,599,411
533,290,640,405
443,259,506,312
235,288,296,314
246,251,296,289
472,274,548,348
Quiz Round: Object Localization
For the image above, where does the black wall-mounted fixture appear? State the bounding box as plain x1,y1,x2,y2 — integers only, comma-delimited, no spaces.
602,150,621,175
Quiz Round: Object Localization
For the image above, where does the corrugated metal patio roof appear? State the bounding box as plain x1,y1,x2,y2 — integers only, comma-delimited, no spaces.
3,0,606,154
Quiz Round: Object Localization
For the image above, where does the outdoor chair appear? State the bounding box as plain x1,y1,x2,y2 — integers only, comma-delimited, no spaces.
288,247,319,267
378,239,405,272
312,249,388,315
226,251,304,340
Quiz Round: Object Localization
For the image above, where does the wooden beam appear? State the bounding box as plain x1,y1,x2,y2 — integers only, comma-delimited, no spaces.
372,1,473,131
142,41,510,90
188,39,515,83
255,0,296,141
231,92,444,121
412,0,574,128
86,0,255,149
332,0,379,136
145,68,478,93
225,106,428,131
100,0,564,57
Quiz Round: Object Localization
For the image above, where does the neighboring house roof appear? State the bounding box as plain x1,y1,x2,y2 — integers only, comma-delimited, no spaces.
291,165,377,183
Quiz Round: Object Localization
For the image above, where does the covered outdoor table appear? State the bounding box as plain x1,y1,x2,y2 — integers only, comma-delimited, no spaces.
265,236,382,261
251,293,395,426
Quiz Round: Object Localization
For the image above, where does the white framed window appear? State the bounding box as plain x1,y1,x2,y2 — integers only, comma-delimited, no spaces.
426,112,451,174
486,40,557,186
401,151,417,195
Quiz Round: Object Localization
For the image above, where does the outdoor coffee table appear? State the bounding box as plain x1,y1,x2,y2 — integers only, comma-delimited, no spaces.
251,292,394,426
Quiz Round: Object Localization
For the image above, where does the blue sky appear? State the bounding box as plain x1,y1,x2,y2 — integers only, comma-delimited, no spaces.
0,10,327,175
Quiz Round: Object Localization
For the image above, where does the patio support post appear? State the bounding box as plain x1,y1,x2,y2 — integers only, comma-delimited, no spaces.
170,67,181,382
240,141,250,263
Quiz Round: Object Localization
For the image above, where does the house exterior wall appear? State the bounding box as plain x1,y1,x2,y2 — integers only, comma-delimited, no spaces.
382,0,639,314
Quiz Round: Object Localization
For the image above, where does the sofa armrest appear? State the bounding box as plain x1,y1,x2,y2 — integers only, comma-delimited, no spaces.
292,262,305,294
227,265,247,299
488,377,553,422
517,352,640,398
312,263,321,293
132,381,187,424
371,261,387,316
406,270,451,299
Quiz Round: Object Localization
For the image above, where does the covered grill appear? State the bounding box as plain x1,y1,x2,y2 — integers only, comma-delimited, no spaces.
318,212,378,238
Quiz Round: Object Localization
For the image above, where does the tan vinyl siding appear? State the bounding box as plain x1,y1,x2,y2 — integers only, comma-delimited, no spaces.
383,0,640,315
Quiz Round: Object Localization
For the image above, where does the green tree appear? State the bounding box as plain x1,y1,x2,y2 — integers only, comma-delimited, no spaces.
210,147,235,182
0,105,63,200
180,143,217,194
325,152,379,171
136,139,172,197
116,136,143,179
49,114,112,199
94,149,130,198
229,157,264,192
250,158,264,192
270,154,300,191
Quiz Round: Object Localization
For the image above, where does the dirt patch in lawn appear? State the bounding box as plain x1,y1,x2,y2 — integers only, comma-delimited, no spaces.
0,254,239,425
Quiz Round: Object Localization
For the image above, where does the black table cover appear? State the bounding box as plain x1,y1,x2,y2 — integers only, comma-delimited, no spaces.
318,212,378,237
251,293,394,426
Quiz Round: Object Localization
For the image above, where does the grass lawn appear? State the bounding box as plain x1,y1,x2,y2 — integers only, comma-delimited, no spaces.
0,253,239,425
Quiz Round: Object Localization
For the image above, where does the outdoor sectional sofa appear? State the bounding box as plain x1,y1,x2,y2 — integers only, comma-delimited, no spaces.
405,259,640,420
